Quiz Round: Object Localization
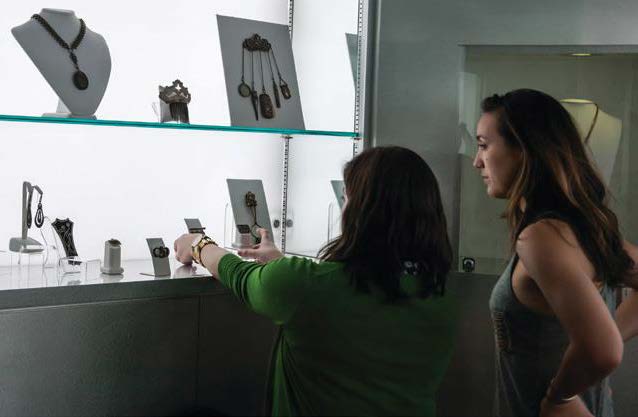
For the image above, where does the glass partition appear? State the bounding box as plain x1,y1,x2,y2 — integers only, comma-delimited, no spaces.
285,135,355,258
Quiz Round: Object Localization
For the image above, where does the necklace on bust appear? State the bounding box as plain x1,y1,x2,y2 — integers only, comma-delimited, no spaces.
31,14,89,91
583,103,599,145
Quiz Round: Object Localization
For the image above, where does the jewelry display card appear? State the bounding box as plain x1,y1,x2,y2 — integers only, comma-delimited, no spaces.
331,180,346,210
217,15,305,130
346,33,357,86
143,237,171,278
226,179,273,241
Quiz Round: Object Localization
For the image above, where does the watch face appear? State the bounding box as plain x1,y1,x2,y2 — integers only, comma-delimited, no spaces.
192,234,204,247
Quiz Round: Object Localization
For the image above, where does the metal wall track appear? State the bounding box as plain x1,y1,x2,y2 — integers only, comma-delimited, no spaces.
279,135,291,252
279,1,295,252
353,0,366,157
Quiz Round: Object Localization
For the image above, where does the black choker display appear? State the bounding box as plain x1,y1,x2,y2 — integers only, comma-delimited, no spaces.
240,34,292,121
52,218,79,258
31,14,89,91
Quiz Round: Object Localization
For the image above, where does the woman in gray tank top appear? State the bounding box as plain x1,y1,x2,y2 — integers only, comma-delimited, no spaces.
472,89,638,417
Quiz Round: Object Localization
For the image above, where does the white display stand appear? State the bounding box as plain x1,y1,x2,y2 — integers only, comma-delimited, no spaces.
561,99,621,186
12,8,111,118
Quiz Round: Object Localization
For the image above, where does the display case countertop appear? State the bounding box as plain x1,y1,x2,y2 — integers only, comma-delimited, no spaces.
0,258,224,310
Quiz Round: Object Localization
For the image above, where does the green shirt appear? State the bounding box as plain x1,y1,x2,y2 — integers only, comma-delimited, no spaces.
218,254,457,416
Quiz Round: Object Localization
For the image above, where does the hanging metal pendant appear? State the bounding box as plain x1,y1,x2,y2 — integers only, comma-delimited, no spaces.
73,70,89,90
259,93,274,119
280,81,292,100
272,79,281,108
250,89,260,120
238,82,251,97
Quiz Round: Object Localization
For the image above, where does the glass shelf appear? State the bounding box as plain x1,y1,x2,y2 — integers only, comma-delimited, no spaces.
0,114,358,139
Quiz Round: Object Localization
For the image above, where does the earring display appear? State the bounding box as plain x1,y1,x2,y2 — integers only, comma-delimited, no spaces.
34,192,45,229
158,79,191,124
31,14,89,90
51,218,79,258
240,34,292,121
25,184,44,230
9,181,45,253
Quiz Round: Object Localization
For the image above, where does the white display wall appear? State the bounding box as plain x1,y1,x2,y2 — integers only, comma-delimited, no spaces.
285,136,353,257
292,0,359,132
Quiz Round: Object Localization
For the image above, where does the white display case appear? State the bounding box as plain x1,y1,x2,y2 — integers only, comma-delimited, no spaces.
0,0,368,284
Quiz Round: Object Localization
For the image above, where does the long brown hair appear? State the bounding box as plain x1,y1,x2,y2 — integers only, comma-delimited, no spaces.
319,146,452,301
481,89,632,286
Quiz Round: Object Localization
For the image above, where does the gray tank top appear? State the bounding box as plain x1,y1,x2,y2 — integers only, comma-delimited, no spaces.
489,255,615,417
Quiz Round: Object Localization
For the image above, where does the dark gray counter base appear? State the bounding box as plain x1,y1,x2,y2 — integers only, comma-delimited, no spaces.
0,281,277,416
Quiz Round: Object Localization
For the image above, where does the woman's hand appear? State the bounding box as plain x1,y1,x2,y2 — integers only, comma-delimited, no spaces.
540,397,593,417
238,228,283,264
174,233,200,264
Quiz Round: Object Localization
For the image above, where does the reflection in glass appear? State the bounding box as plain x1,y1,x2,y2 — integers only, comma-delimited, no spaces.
459,46,638,274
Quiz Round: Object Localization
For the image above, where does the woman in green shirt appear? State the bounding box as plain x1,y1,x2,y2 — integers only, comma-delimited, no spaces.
174,146,458,416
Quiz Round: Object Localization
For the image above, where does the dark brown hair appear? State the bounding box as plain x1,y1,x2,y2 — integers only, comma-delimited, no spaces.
481,89,632,286
319,146,452,301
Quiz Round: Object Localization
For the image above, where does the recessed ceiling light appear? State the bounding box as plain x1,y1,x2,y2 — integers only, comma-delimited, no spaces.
571,53,592,57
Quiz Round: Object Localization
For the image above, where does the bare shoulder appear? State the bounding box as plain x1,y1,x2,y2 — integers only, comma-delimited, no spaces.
517,218,579,253
515,218,590,285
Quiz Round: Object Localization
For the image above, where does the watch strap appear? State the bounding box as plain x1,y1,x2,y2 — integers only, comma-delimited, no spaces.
192,235,217,264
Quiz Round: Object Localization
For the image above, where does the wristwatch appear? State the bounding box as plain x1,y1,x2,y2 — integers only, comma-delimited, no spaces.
191,234,218,265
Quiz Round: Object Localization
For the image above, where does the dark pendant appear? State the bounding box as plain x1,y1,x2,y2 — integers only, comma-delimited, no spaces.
169,102,190,124
73,70,89,90
250,89,259,120
238,82,251,98
280,81,292,100
272,79,281,108
259,93,274,119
